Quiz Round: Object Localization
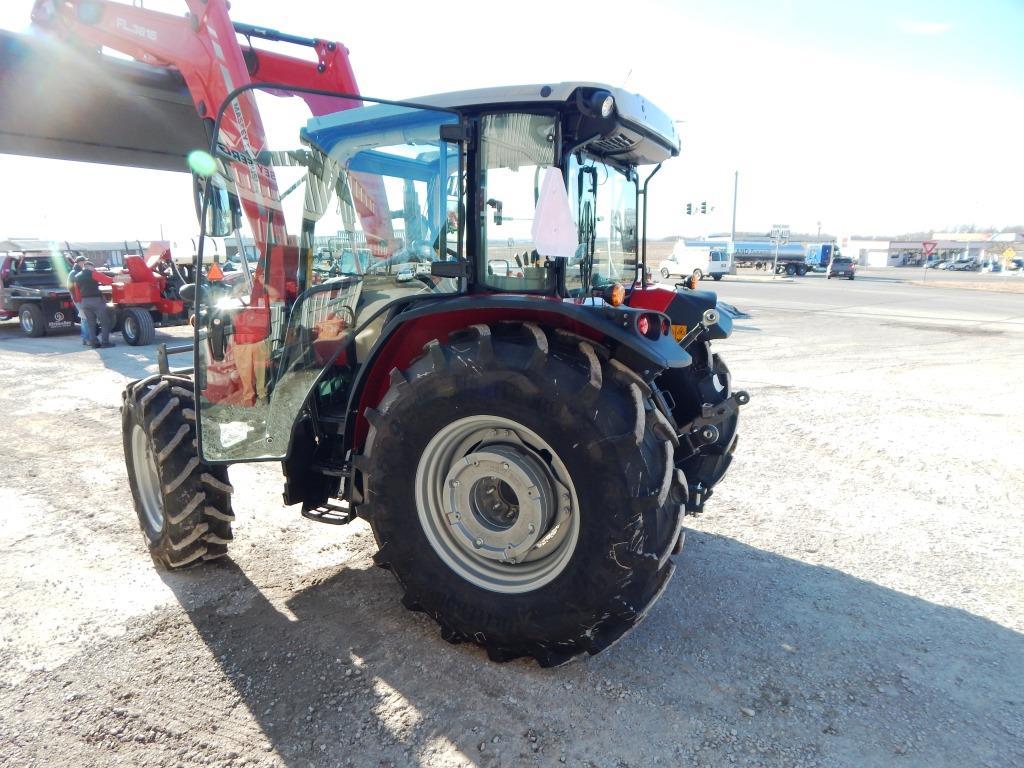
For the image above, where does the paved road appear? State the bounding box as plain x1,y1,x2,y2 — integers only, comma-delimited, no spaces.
703,269,1024,331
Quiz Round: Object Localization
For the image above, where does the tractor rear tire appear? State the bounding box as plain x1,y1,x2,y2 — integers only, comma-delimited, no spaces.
122,375,234,568
19,304,46,337
354,323,685,666
122,307,156,346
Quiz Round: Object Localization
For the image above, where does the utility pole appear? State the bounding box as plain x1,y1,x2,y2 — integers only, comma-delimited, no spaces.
730,171,738,243
729,171,738,267
770,224,789,279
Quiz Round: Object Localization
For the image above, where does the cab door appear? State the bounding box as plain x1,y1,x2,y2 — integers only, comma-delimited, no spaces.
192,85,464,463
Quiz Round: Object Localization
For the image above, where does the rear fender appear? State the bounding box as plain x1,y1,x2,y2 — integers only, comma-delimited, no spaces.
629,284,732,341
344,295,691,451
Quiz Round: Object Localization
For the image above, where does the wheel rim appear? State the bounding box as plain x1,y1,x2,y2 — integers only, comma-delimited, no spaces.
415,415,580,594
21,311,34,333
131,423,164,538
660,267,670,278
693,270,702,280
123,315,137,343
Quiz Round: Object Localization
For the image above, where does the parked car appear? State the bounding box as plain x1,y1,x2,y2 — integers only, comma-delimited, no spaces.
827,257,856,280
925,259,949,269
948,259,980,271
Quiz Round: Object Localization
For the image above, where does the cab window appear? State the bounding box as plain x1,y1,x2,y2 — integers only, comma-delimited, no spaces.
478,113,558,292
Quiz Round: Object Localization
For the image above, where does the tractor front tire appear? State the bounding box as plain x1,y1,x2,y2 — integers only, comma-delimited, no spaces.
122,375,234,568
122,307,156,346
355,324,685,666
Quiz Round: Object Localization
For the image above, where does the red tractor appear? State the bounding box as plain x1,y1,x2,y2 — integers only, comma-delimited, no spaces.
7,1,747,665
105,249,186,345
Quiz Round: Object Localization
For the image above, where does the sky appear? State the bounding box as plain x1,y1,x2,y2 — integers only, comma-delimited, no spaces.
1,0,1022,241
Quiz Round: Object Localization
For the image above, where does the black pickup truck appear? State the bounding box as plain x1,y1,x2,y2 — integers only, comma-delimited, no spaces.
0,252,79,336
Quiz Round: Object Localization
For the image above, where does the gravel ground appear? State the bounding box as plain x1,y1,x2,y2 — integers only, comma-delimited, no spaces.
0,284,1022,768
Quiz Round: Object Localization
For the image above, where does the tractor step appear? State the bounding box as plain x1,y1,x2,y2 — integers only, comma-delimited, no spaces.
157,342,194,376
301,501,356,526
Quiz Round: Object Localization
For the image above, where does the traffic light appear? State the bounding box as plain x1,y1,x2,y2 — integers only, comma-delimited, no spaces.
700,201,707,214
686,203,692,215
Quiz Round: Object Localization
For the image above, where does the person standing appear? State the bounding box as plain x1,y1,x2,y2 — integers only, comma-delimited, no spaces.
67,255,93,346
75,261,115,348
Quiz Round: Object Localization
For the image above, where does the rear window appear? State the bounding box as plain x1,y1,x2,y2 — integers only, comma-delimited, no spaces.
20,257,55,272
833,257,853,265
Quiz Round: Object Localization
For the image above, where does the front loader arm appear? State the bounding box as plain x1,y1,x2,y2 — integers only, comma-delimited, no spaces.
28,0,370,251
30,1,361,112
32,0,283,248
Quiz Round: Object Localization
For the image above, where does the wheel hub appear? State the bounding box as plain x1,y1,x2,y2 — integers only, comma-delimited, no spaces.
415,415,580,593
443,444,557,565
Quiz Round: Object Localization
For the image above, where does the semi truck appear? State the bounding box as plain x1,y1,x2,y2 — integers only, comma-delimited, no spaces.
804,242,843,272
727,241,809,275
683,240,808,276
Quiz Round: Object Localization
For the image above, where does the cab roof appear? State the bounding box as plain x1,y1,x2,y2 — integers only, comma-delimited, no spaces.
407,82,680,166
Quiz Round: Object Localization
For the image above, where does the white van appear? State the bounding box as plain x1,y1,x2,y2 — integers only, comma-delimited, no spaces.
659,243,729,282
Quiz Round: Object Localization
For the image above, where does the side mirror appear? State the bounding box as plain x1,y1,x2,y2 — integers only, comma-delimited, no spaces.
486,198,503,225
195,173,240,237
178,283,198,304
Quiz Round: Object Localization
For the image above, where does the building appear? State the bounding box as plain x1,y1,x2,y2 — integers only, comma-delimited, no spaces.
0,238,148,266
839,233,1023,267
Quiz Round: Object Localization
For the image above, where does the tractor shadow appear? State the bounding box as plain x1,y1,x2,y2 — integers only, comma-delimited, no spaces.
159,530,1024,767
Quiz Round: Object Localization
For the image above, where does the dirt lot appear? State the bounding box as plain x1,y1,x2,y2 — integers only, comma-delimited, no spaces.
1,284,1022,768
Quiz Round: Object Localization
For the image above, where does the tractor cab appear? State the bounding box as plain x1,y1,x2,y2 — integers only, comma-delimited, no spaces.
193,83,685,462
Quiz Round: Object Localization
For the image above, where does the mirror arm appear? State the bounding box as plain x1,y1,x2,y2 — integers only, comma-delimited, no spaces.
640,163,664,284
566,133,601,159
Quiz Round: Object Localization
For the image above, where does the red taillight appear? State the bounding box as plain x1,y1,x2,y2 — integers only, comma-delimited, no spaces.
637,315,650,336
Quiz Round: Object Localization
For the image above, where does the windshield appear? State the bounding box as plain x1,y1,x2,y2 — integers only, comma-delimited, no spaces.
566,154,638,295
196,86,463,462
